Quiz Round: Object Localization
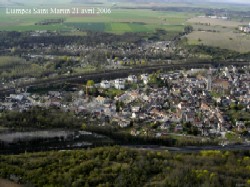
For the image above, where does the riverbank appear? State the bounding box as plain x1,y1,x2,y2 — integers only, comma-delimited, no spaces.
0,130,114,154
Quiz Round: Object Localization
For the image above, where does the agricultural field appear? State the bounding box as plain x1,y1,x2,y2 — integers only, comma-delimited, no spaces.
187,31,250,53
1,1,249,52
187,17,248,28
0,7,194,33
186,16,250,52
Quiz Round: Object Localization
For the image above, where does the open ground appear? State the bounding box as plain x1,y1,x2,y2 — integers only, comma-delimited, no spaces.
186,17,250,52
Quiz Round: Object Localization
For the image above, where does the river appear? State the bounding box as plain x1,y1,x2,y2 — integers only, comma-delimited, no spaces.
0,130,114,154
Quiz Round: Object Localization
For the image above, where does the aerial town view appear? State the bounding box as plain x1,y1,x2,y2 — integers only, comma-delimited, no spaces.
0,0,250,186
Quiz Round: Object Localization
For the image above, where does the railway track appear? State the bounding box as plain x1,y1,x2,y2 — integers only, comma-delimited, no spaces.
0,61,249,95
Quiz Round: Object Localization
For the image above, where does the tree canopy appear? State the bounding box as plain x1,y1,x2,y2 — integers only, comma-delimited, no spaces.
0,147,250,187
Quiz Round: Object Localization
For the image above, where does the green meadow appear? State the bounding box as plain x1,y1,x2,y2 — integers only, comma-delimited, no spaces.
0,7,193,33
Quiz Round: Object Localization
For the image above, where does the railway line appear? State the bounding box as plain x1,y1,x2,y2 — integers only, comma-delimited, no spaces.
0,61,249,95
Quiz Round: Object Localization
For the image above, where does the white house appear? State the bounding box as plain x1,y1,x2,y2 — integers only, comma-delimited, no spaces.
236,121,245,128
9,94,25,101
119,121,130,128
141,74,149,83
114,79,125,90
143,79,149,85
131,112,137,119
100,80,111,89
131,106,140,113
141,74,149,79
141,74,149,85
128,75,138,83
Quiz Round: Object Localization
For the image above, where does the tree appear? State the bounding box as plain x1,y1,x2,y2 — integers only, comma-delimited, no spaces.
141,59,147,65
149,74,157,84
184,25,193,34
86,80,95,88
116,101,125,113
150,122,161,129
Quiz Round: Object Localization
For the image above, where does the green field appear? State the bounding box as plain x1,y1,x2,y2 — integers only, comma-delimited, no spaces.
187,17,248,28
1,2,249,52
0,7,193,33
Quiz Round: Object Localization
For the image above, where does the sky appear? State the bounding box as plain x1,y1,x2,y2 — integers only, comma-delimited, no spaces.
211,0,250,4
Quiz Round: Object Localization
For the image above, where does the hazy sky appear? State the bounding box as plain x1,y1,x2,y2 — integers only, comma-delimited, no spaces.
213,0,250,4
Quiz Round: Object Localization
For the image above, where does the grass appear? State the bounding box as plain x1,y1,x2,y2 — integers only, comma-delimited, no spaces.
64,22,157,33
65,22,106,32
0,25,71,32
0,7,193,33
187,31,250,53
187,17,248,28
0,56,24,67
73,66,97,74
210,91,224,98
0,56,45,79
186,15,250,52
109,22,131,32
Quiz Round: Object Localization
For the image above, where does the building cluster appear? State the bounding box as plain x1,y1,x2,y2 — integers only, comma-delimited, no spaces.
239,23,250,33
0,65,249,139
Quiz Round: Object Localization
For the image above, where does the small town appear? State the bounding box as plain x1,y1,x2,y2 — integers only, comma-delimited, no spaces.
1,0,250,186
1,65,249,145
